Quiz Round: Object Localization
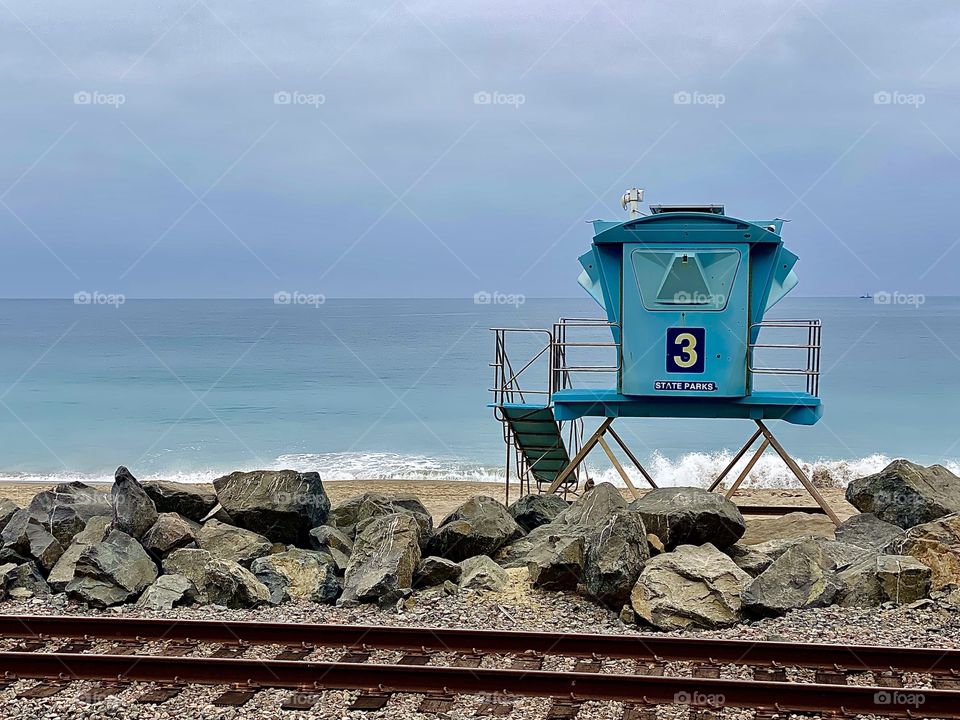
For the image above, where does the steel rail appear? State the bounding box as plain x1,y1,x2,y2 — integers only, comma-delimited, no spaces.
1,652,957,718
2,616,959,674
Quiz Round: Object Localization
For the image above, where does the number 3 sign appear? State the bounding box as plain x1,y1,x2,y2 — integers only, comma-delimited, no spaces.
666,327,705,373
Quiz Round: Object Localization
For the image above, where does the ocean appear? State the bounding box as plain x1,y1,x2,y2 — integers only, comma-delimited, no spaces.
1,297,957,488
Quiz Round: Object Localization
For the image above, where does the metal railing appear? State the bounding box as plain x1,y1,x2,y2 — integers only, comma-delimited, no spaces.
748,319,822,396
551,317,621,392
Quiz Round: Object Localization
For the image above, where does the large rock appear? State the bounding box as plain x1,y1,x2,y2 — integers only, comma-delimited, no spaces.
196,520,271,566
723,543,773,577
66,530,158,607
330,493,432,541
886,512,960,589
251,549,341,604
414,556,462,588
142,481,218,522
508,494,569,532
835,513,904,551
47,515,112,591
838,555,932,607
427,496,522,562
141,513,198,558
459,554,509,592
5,562,50,599
111,466,159,539
630,543,752,630
0,500,18,534
846,460,960,528
0,510,63,572
136,574,198,610
0,563,16,600
582,509,650,607
553,483,626,527
742,538,843,616
201,559,270,608
308,525,353,571
28,481,111,527
629,487,745,549
526,534,586,590
340,513,422,605
213,470,331,545
162,548,214,591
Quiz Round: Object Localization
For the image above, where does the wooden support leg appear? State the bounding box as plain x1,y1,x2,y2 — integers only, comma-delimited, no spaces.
755,420,841,526
598,435,641,501
546,418,613,495
707,428,763,492
724,438,769,499
607,426,658,489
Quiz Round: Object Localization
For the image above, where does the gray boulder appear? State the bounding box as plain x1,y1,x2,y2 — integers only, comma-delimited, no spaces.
47,515,112,591
112,466,159,539
414,556,462,588
0,563,16,600
330,492,432,541
0,500,18,534
459,554,509,592
836,513,904,551
553,483,626,527
136,574,198,610
202,559,270,608
142,481,218,522
251,549,341,604
582,509,650,607
308,525,353,571
526,534,586,590
0,510,63,572
846,460,960,529
508,494,569,532
213,470,331,545
885,512,960,590
66,529,158,608
196,519,271,566
162,548,214,591
427,496,522,562
629,487,745,549
28,481,111,527
742,538,842,616
340,513,422,605
838,555,932,607
5,562,50,599
141,513,198,558
723,543,773,577
630,543,752,630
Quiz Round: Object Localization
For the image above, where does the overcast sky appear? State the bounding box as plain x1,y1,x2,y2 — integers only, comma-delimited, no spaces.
1,1,958,298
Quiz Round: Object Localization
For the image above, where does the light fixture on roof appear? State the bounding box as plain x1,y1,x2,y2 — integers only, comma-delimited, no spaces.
620,188,645,218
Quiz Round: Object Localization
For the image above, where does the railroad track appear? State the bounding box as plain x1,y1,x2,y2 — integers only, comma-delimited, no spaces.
1,615,959,718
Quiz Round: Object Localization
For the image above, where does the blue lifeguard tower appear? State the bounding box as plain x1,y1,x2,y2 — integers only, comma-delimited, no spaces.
491,189,839,524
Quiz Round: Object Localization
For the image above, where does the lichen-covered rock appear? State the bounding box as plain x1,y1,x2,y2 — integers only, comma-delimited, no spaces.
196,519,271,566
142,481,218,522
835,513,904,551
111,466,159,539
201,559,270,608
846,460,960,528
340,513,422,605
628,487,745,549
28,481,111,533
630,543,751,630
742,538,842,616
723,543,773,577
136,573,198,610
213,470,331,545
886,512,960,589
838,555,932,607
251,549,341,604
459,554,509,592
508,494,569,532
308,525,353,571
553,483,626,527
162,548,214,592
141,513,198,559
0,510,64,572
66,530,158,608
582,509,649,607
427,496,522,562
414,556,462,588
526,534,585,590
46,516,111,591
329,493,432,540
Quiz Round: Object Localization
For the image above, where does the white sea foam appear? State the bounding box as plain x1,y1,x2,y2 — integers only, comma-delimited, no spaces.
2,451,957,489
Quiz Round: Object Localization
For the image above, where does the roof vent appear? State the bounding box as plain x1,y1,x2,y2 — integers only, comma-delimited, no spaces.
649,204,725,215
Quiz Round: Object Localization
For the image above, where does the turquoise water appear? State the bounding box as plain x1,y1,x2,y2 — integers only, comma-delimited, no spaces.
0,297,958,487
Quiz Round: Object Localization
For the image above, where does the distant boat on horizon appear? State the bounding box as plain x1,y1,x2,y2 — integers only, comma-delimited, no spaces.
858,293,873,299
